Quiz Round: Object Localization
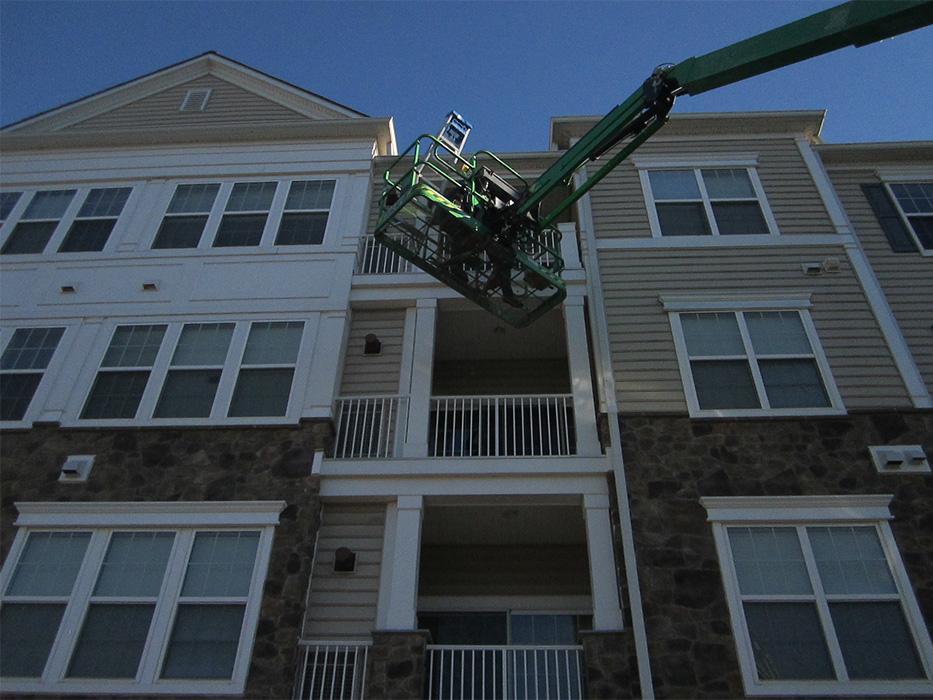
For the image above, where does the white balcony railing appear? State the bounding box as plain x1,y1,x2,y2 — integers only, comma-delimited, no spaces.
429,395,575,457
426,645,584,700
293,641,370,700
356,234,415,274
333,396,407,459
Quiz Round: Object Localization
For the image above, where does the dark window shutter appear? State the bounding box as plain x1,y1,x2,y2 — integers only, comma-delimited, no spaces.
860,184,917,253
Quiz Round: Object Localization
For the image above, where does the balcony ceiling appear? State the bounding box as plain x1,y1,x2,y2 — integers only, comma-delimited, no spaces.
435,307,566,361
422,504,585,545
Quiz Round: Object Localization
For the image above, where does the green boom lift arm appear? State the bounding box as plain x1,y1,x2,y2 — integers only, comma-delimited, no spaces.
373,0,933,327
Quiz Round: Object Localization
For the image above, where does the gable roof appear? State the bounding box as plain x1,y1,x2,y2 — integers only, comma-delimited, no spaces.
0,52,396,155
2,51,367,134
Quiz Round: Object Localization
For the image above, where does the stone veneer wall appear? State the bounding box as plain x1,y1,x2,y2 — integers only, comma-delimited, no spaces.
619,411,933,699
0,421,330,700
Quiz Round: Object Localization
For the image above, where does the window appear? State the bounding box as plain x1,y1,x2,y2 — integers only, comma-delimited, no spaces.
703,495,933,696
641,166,775,237
1,189,76,254
0,191,23,223
81,325,167,419
154,323,233,418
275,180,335,245
78,320,305,423
228,321,303,417
666,298,842,416
0,327,65,421
887,182,933,252
0,501,282,695
152,184,220,249
58,188,132,252
151,179,336,250
213,182,277,247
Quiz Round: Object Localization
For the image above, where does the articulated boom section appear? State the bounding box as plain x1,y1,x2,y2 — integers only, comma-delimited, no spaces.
373,135,566,328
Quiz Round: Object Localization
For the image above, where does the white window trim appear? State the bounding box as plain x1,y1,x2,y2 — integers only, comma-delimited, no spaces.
146,177,339,252
71,318,310,427
0,185,140,257
634,158,780,239
880,177,933,257
664,295,844,418
0,324,75,428
702,495,933,697
0,500,284,696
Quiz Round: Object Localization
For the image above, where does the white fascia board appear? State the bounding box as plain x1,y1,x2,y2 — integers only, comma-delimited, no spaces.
660,291,813,312
15,500,287,527
700,494,893,523
320,455,610,477
320,474,611,499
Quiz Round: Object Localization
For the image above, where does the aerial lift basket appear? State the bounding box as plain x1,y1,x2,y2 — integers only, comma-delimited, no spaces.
373,127,567,328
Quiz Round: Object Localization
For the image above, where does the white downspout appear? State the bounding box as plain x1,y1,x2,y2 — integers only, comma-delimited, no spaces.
574,168,655,699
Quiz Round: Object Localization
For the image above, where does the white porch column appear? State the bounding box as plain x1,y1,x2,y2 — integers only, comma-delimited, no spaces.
565,298,601,456
303,310,349,419
382,495,424,630
403,299,437,457
583,494,625,630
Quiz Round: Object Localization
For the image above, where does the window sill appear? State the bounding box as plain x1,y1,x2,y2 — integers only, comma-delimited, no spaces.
742,678,933,697
688,407,847,420
0,678,248,696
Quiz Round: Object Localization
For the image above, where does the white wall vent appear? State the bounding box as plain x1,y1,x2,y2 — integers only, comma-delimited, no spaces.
869,445,930,474
179,88,212,112
59,454,94,482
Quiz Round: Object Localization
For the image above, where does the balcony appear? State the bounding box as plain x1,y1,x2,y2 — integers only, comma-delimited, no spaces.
429,395,575,457
293,641,369,700
332,395,407,459
426,645,584,700
331,393,575,460
356,233,415,275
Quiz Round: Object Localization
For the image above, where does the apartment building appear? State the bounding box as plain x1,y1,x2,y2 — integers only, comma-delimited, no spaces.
1,53,932,700
556,110,933,697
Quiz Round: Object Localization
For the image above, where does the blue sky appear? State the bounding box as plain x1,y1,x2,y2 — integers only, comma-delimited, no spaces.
1,1,931,153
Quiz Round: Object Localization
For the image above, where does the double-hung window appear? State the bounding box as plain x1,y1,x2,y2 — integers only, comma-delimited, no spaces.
58,188,132,252
886,182,933,253
1,189,77,254
640,165,776,237
229,321,303,417
82,325,167,419
703,496,933,696
152,184,221,249
213,182,278,247
1,327,66,422
0,501,283,695
79,320,305,423
275,180,335,245
666,296,842,416
154,323,234,418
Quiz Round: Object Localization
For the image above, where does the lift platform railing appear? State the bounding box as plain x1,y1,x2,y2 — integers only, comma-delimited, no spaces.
374,135,566,328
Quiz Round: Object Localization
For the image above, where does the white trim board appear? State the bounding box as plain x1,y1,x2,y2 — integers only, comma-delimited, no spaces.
15,500,286,527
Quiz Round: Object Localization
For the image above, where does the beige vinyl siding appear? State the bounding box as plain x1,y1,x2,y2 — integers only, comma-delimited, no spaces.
599,245,910,412
63,75,311,132
587,137,834,239
419,544,590,597
303,504,386,640
432,359,570,395
826,166,933,395
339,309,406,396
